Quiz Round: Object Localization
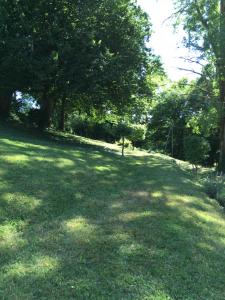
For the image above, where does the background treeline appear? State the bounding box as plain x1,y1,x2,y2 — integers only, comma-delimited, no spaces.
14,73,219,166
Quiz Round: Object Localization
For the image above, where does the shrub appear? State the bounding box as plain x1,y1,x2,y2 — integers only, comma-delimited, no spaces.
129,124,147,149
184,135,210,170
201,174,225,207
70,117,117,142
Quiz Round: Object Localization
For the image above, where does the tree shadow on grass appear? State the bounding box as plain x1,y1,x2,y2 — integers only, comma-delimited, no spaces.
0,131,225,299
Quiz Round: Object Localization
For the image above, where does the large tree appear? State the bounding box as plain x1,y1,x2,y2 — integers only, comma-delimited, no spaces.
174,0,225,171
0,0,153,129
0,0,32,119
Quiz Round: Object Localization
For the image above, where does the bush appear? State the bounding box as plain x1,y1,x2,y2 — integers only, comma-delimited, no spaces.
184,135,210,170
70,117,117,142
201,174,225,206
115,122,131,138
128,124,147,149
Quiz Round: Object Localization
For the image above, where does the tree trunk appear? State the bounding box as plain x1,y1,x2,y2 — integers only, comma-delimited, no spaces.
218,80,225,172
59,96,66,131
122,136,125,157
218,0,225,172
0,90,13,120
38,91,53,130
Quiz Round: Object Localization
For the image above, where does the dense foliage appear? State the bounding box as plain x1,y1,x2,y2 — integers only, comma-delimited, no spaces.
184,135,210,169
147,77,218,165
0,0,156,128
173,0,225,171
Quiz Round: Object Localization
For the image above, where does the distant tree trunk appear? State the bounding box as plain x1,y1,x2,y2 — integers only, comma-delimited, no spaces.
122,136,125,157
59,96,66,131
38,91,54,130
218,79,225,172
0,90,13,120
218,0,225,172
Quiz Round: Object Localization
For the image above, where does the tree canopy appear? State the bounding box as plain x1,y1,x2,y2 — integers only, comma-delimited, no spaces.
173,0,225,171
0,0,158,128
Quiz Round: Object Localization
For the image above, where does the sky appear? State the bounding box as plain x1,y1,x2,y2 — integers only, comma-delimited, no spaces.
137,0,201,81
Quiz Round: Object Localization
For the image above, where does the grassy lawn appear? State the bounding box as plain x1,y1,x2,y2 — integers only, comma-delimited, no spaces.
1,125,225,299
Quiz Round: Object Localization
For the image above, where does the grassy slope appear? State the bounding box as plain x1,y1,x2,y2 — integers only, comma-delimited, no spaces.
0,126,225,300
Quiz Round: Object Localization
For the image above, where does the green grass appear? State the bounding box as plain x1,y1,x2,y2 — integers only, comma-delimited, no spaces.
1,125,225,299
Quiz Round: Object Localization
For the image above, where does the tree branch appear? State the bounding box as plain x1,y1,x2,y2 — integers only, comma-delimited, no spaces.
177,67,202,76
178,56,206,67
162,4,190,25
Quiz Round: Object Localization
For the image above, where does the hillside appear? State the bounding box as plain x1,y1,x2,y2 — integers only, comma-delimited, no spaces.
0,126,225,300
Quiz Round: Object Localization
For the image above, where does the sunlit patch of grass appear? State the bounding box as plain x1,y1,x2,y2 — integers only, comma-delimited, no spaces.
2,193,42,211
94,165,112,171
118,211,154,222
110,202,123,209
33,157,56,163
63,217,98,241
1,154,30,163
4,255,58,278
0,222,27,250
194,210,225,226
151,191,163,199
55,158,75,168
130,191,150,198
197,242,214,252
0,138,48,150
